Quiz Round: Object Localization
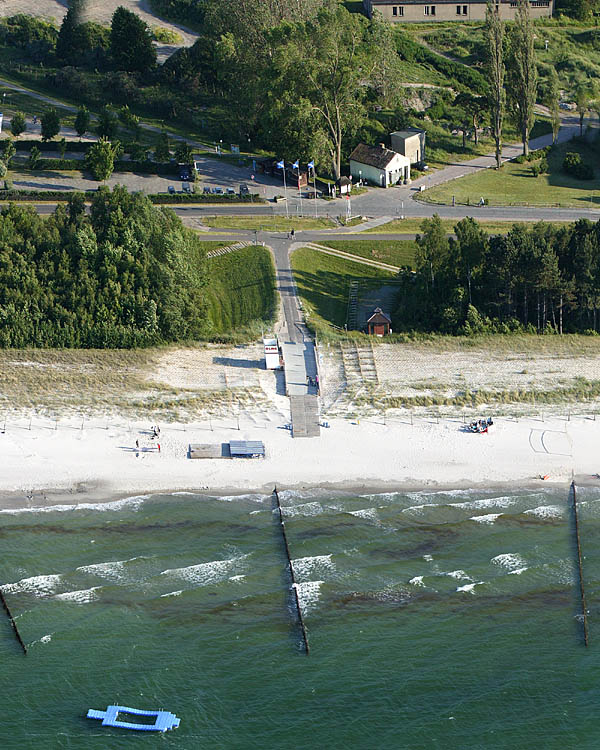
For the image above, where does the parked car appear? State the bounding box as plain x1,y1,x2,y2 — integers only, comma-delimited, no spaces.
203,186,211,194
182,182,192,193
226,187,236,195
213,186,224,194
239,183,249,196
168,185,175,194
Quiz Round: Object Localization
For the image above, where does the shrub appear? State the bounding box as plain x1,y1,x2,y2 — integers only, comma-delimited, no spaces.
151,26,183,44
563,151,594,179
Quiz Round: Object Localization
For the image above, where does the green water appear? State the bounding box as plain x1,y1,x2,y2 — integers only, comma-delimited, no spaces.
0,487,597,748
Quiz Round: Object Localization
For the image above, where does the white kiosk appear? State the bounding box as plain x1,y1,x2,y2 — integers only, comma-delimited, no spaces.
263,337,281,370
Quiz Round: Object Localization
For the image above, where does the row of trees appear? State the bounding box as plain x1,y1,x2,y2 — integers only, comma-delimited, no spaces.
0,187,209,347
56,1,157,73
397,216,600,335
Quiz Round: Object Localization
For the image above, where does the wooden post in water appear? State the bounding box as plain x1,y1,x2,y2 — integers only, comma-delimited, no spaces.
0,588,27,654
571,481,589,647
273,487,310,654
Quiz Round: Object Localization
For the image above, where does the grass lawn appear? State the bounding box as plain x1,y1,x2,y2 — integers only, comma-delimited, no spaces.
205,216,336,230
291,247,394,330
364,218,571,234
322,240,417,268
420,139,600,209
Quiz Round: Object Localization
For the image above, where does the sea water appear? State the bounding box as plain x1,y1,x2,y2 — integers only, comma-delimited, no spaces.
0,487,598,749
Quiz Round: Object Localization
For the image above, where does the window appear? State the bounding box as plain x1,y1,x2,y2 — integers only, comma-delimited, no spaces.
456,5,461,12
457,4,468,13
393,5,397,14
431,5,436,14
424,5,436,14
530,0,549,5
397,5,404,14
463,4,468,12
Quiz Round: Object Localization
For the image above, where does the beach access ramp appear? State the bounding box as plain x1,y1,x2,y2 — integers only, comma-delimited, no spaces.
280,340,320,438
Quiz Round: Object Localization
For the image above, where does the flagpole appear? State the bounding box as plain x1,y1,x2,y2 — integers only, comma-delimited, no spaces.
313,167,318,218
283,167,289,219
298,171,303,217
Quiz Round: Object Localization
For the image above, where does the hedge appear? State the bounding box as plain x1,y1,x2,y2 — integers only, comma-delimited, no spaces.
12,140,90,152
0,189,265,203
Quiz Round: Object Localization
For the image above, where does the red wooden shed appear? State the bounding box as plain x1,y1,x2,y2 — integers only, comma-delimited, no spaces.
366,307,392,336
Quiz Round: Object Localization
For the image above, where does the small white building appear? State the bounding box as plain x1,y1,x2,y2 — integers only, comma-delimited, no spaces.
349,143,410,188
263,337,281,370
390,128,426,167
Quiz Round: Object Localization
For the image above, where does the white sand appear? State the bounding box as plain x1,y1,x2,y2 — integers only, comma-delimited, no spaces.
1,412,597,507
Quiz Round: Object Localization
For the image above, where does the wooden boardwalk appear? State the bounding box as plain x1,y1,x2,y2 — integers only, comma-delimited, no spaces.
290,395,320,438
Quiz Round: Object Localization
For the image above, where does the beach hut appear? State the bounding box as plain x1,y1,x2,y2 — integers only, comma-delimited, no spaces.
366,307,392,336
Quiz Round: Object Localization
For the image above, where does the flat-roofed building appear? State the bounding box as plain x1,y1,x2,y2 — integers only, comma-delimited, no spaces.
390,128,426,167
363,0,553,22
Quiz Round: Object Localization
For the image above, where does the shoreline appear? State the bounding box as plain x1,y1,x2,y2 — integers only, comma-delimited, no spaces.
2,411,600,511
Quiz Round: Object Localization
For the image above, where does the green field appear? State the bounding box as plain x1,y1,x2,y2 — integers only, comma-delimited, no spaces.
364,218,571,234
204,216,336,231
420,140,600,208
322,240,417,268
291,247,394,331
205,245,276,336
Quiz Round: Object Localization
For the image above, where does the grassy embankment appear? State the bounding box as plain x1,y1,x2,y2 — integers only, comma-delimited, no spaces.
204,216,336,231
290,247,395,333
322,240,417,267
363,218,572,234
420,139,600,208
204,244,277,338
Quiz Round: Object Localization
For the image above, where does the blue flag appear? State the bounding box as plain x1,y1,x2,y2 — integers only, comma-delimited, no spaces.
307,160,315,170
292,159,299,169
276,159,284,169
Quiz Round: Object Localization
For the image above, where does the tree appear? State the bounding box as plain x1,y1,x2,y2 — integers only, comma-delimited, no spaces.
110,7,157,73
507,0,537,157
85,137,119,181
545,69,561,144
3,140,16,167
454,93,486,148
267,5,389,179
55,0,85,65
575,85,590,137
118,105,141,140
454,217,487,305
10,111,26,138
75,105,90,139
174,140,193,164
0,161,7,179
154,131,171,162
96,105,118,140
484,3,505,169
41,108,60,141
416,214,450,292
28,145,42,170
58,137,67,159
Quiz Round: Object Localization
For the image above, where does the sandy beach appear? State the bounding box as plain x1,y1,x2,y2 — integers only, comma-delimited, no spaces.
1,410,598,509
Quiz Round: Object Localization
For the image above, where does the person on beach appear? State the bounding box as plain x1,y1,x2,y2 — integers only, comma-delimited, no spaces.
135,439,139,449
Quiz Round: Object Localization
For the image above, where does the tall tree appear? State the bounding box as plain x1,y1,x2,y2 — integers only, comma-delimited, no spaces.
507,0,537,157
85,138,119,181
575,84,590,137
55,0,85,65
267,5,390,179
416,215,450,293
545,68,561,144
96,105,118,140
75,105,90,139
110,7,157,73
484,2,505,169
41,108,60,141
454,217,487,305
10,111,26,138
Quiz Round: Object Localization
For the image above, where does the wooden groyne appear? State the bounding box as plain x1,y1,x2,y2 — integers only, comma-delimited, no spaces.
0,588,27,654
571,481,589,647
273,487,310,654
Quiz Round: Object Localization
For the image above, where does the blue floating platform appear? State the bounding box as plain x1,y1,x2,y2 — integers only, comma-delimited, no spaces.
87,705,181,732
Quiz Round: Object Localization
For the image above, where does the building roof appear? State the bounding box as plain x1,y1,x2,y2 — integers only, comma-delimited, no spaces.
391,128,425,140
349,143,400,170
337,176,352,186
367,307,392,325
